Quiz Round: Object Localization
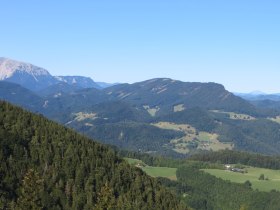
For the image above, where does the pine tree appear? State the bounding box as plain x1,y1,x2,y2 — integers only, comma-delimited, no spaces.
16,169,43,210
95,182,116,210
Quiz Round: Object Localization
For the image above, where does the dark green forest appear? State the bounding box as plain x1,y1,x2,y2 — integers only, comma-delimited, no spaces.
0,101,187,210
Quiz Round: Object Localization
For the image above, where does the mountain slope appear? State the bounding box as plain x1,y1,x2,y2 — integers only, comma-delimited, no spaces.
0,81,44,112
250,100,280,112
96,81,120,89
0,101,186,209
0,57,57,91
36,82,82,97
55,76,101,89
105,78,259,117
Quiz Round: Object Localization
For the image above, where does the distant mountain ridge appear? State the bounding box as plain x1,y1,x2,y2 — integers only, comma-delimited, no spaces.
55,75,101,89
235,92,280,101
0,57,118,92
0,57,57,91
105,78,258,116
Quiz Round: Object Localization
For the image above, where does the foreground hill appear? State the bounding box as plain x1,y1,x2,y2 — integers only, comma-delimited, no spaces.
0,101,186,209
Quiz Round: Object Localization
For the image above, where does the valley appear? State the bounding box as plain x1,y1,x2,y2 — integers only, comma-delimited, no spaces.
2,58,280,209
2,1,279,209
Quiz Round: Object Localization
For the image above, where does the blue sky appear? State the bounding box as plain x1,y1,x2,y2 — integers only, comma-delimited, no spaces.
1,0,280,93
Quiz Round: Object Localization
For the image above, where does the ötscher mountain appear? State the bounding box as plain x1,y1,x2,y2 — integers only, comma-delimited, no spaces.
0,57,102,91
0,57,57,91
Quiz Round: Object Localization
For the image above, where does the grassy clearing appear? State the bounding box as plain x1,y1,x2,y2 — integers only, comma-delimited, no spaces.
125,157,145,165
173,104,185,112
268,116,280,124
143,105,160,117
73,112,98,121
203,167,280,192
210,110,255,120
124,158,177,180
152,122,233,154
143,167,177,180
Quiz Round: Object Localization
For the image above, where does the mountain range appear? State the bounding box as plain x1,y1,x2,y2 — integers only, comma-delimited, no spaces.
236,92,280,101
1,58,280,157
0,57,116,92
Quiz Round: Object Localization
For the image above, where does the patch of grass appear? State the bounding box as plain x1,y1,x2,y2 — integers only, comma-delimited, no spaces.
152,122,233,154
173,104,185,112
73,112,98,121
143,167,177,180
203,167,280,192
210,110,255,121
125,158,177,180
197,132,233,151
268,116,280,124
124,157,144,165
143,105,160,117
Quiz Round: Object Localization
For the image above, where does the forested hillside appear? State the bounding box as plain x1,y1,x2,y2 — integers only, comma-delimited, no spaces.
0,101,187,210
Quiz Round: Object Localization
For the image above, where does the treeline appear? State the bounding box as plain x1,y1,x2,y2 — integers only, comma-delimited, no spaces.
189,150,280,170
176,165,280,210
0,101,187,210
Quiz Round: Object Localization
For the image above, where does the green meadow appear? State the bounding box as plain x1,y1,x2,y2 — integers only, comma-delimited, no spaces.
203,167,280,192
125,158,177,180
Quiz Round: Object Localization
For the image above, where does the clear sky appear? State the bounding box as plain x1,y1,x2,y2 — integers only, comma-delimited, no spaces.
1,0,280,93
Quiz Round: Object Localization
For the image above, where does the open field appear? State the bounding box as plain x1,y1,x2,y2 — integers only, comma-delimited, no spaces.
268,116,280,124
125,157,145,165
125,158,177,180
143,105,160,116
203,167,280,192
173,104,185,112
210,110,256,120
152,122,233,154
73,112,98,121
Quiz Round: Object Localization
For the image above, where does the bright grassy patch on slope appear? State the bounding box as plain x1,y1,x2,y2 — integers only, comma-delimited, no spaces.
268,116,280,124
210,110,255,120
125,158,177,180
125,157,144,165
152,122,233,154
203,167,280,192
143,167,177,181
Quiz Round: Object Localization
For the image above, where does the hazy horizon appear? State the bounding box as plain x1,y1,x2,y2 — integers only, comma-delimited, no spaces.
1,1,279,93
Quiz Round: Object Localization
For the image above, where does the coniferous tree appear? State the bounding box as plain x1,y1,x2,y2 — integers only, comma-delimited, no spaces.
16,169,43,210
